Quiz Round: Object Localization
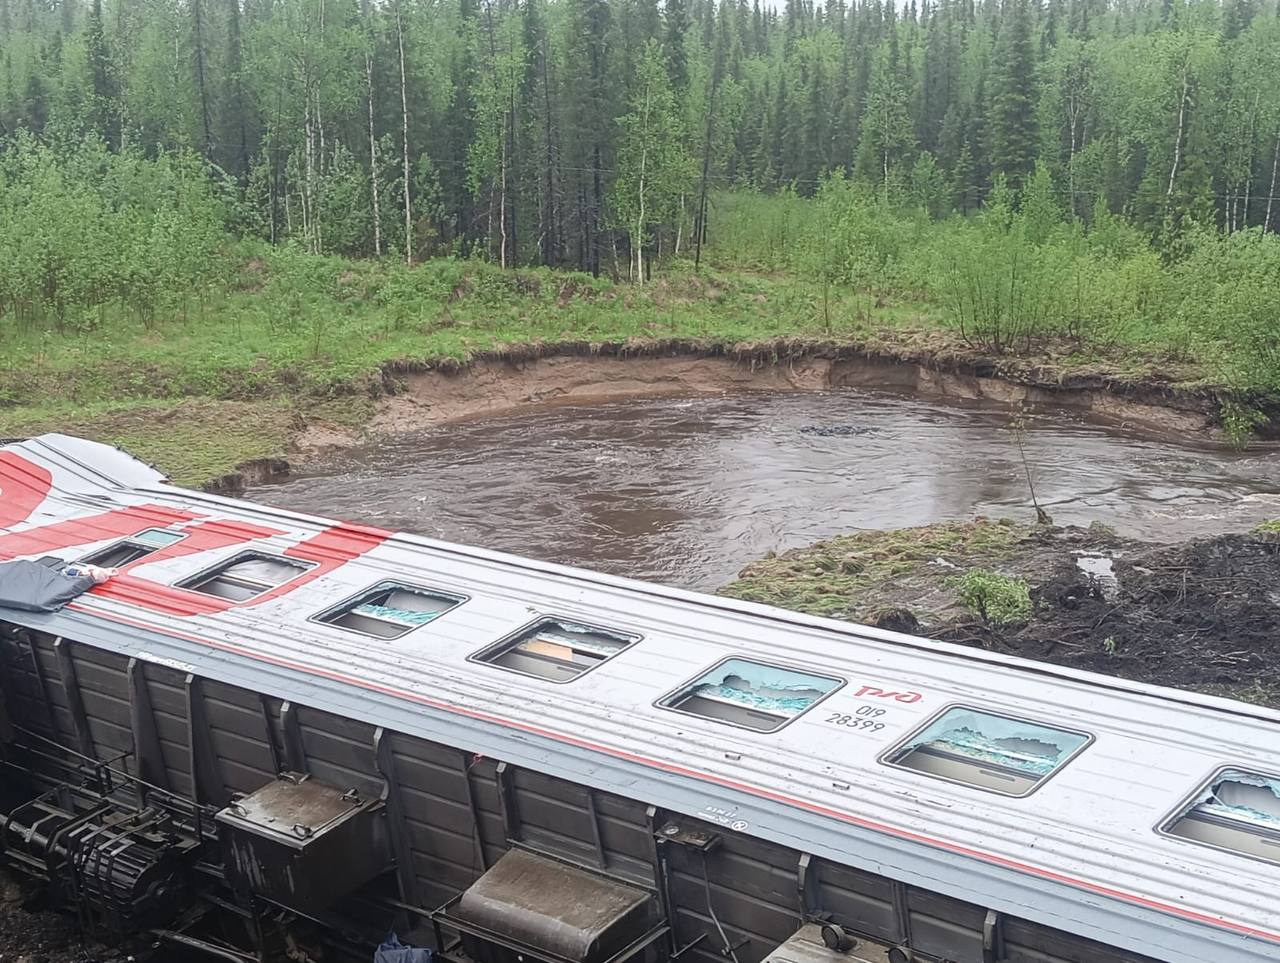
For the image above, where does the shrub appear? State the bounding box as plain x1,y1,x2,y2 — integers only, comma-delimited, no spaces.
952,568,1033,626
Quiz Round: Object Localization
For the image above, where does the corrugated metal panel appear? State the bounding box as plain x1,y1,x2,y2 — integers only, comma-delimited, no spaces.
2,434,1279,963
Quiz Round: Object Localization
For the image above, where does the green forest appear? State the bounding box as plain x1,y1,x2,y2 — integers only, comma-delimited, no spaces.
2,0,1280,480
4,0,1280,263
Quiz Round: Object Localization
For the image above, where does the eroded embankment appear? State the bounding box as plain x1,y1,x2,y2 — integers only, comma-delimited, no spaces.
722,520,1280,706
271,337,1266,493
368,339,1238,436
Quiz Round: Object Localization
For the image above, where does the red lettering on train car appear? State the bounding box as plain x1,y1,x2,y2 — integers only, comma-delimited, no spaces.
854,685,922,704
0,452,54,530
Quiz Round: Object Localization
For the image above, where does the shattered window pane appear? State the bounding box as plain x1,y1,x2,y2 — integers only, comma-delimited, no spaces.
1166,768,1280,865
80,528,186,568
179,552,311,601
317,582,464,639
476,619,639,682
884,706,1091,796
659,658,843,732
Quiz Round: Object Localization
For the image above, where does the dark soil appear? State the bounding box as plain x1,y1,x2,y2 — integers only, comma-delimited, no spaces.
724,521,1280,706
943,530,1280,702
0,869,135,963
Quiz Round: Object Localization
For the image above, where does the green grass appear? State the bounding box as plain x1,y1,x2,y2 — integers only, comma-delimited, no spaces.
0,246,929,412
0,216,1265,488
720,520,1028,620
0,398,295,488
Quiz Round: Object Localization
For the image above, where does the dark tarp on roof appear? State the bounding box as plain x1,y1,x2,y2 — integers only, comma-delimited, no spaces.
0,558,97,613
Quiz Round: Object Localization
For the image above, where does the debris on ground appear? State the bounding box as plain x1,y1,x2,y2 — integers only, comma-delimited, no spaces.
0,867,137,962
723,519,1280,706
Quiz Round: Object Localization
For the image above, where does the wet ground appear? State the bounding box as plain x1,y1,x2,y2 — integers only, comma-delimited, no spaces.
724,519,1280,705
255,390,1280,589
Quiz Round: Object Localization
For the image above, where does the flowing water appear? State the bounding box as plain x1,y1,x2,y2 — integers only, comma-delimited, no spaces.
252,390,1280,590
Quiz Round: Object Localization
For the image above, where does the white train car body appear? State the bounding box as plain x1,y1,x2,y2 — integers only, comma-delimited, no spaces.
0,434,1278,963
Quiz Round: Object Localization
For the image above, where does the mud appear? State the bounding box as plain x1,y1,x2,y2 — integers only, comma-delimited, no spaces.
369,345,1231,441
961,528,1280,701
726,521,1280,706
0,868,136,963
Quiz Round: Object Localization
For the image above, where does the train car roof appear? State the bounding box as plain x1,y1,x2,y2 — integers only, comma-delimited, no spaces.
2,433,1279,963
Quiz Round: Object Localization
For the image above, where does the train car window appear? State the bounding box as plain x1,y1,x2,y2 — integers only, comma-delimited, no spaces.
881,705,1092,797
472,618,638,682
79,528,186,568
657,657,843,733
313,581,465,639
177,552,312,602
1162,767,1280,865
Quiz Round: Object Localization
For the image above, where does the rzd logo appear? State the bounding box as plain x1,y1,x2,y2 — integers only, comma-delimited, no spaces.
854,685,922,704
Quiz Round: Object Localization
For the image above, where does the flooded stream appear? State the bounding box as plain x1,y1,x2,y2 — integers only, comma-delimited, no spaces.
253,390,1280,590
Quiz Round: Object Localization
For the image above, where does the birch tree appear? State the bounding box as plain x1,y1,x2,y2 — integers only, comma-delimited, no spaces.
612,41,691,282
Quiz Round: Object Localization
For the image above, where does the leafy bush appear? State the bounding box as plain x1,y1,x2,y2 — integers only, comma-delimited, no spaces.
0,134,228,330
952,568,1033,626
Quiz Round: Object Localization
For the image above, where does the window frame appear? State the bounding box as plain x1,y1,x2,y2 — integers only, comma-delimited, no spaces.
653,655,846,734
309,579,469,640
469,616,641,685
77,528,188,568
878,702,1095,799
1156,764,1280,868
174,550,315,602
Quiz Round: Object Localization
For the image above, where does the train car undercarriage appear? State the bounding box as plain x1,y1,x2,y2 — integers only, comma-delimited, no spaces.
0,624,1156,963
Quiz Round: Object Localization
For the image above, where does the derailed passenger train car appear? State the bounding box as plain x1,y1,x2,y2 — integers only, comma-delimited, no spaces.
0,433,1277,963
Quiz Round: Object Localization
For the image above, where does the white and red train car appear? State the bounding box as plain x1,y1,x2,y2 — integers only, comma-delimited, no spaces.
0,433,1277,963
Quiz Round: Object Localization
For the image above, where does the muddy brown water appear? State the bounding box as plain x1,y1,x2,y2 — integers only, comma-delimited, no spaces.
253,390,1280,590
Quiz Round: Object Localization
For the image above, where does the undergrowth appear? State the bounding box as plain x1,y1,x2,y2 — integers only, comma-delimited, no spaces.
951,568,1034,626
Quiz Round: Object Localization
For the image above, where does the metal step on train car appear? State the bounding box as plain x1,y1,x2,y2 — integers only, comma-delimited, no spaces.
0,434,1277,963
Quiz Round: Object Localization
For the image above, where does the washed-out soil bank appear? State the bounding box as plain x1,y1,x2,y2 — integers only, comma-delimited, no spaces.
722,521,1280,706
264,338,1277,494
360,338,1266,438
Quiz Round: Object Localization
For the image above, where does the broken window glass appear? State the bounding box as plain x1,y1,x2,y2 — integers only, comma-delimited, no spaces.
178,552,311,602
883,706,1091,796
1165,768,1280,865
79,528,186,569
475,619,638,682
658,658,843,732
315,582,465,639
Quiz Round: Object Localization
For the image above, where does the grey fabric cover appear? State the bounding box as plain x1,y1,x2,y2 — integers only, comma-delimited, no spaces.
0,558,97,612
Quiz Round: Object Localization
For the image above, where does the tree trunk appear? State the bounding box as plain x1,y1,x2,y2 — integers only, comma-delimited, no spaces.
367,49,382,257
192,0,213,159
1241,91,1260,230
1266,130,1280,234
1165,62,1190,214
541,40,558,266
397,1,413,264
304,90,316,250
694,80,718,270
635,84,649,285
506,65,518,266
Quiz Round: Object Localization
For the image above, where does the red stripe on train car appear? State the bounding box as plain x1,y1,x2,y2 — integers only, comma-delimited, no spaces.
0,453,55,530
0,504,201,560
93,521,394,617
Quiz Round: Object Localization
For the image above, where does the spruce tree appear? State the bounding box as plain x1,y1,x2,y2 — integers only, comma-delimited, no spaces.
988,0,1037,192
